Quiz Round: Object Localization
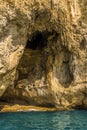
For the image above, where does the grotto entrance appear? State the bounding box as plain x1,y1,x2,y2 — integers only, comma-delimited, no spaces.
16,30,50,82
16,30,58,84
26,31,47,50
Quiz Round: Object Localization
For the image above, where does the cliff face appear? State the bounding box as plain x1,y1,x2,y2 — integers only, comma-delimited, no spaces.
0,0,87,109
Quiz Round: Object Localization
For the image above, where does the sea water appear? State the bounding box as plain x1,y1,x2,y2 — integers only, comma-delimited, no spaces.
0,110,87,130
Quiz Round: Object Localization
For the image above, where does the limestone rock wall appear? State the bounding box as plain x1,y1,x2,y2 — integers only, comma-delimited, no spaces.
0,0,87,109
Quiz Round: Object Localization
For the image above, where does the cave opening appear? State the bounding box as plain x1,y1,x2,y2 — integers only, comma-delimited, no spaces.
26,31,50,50
15,30,52,82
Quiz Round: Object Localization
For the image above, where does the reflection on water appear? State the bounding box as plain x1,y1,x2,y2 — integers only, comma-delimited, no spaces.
0,110,87,130
50,111,71,129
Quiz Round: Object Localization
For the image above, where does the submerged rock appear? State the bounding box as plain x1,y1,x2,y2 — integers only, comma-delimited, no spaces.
0,0,87,110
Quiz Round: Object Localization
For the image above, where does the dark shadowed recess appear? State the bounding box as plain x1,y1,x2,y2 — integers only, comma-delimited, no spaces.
26,30,58,50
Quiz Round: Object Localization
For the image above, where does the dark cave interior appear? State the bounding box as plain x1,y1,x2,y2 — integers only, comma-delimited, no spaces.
26,30,58,50
26,31,48,50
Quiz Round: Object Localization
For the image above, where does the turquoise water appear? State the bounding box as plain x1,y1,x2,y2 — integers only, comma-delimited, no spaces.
0,110,87,130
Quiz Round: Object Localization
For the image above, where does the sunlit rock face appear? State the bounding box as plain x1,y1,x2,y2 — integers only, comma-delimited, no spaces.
0,0,87,109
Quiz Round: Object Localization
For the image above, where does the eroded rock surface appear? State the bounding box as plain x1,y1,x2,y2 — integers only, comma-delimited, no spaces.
0,0,87,110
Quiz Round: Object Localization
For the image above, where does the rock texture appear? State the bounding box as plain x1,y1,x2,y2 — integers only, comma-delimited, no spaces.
0,0,87,110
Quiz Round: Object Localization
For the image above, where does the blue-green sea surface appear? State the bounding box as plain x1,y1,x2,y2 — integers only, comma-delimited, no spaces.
0,110,87,130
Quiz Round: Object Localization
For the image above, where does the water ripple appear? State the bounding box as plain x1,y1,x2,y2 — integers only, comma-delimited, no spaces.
0,110,87,130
